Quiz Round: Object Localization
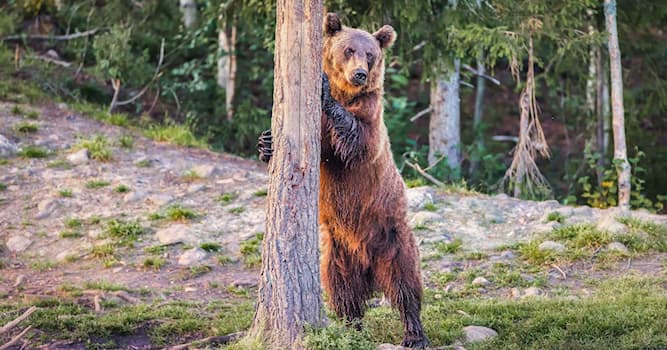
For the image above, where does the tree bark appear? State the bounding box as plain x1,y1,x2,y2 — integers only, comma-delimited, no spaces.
604,0,631,210
250,0,325,348
428,59,461,179
179,0,198,29
218,23,237,120
470,53,486,175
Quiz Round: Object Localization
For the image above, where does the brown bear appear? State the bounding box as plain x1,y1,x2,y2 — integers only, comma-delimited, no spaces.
258,13,428,348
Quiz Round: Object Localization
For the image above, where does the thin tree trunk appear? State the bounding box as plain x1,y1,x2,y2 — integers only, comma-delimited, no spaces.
595,43,606,169
250,0,325,348
428,59,461,179
602,57,611,160
604,0,631,210
586,19,604,186
179,0,198,29
218,23,237,120
470,53,486,175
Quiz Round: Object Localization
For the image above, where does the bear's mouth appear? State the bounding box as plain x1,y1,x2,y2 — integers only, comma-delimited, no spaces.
350,69,368,86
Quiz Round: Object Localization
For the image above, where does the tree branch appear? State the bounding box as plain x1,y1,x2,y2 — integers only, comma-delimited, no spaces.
165,332,244,350
409,106,432,122
404,160,445,187
2,28,103,42
0,326,31,350
0,307,37,335
114,38,166,108
462,64,501,85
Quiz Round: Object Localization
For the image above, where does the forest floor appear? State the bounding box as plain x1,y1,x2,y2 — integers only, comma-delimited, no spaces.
1,101,666,349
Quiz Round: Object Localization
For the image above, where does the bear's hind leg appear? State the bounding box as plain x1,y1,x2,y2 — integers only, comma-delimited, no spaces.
321,236,372,327
374,230,428,348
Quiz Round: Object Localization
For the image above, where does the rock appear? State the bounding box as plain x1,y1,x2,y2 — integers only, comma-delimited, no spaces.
123,191,146,203
187,184,206,194
377,344,409,350
538,240,565,253
405,186,435,210
510,287,522,298
6,235,32,252
67,149,89,165
410,211,441,226
232,277,259,288
178,248,207,266
155,224,192,245
607,241,629,254
522,287,543,298
463,325,498,343
532,221,559,234
472,277,491,287
148,194,173,206
597,214,628,234
191,164,219,178
0,134,18,156
35,198,62,219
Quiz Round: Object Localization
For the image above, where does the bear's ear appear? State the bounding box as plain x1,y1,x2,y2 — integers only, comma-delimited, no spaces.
324,13,342,36
373,25,396,49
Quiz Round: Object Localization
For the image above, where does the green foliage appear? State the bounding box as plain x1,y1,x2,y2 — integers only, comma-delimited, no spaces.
435,238,463,255
93,26,150,85
14,122,38,133
74,135,112,161
305,322,375,350
118,135,134,149
165,205,199,221
106,219,144,243
18,146,49,158
144,121,208,148
114,184,130,193
200,242,222,252
240,233,264,268
85,179,110,189
58,188,73,198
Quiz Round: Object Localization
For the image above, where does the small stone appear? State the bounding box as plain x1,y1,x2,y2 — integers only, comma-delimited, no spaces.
607,241,629,254
472,277,491,287
155,224,192,245
410,211,441,226
178,248,207,266
67,149,89,165
123,191,146,203
187,184,205,194
232,277,259,288
148,194,173,206
0,134,18,156
522,287,543,298
597,214,628,234
6,235,32,252
463,325,498,343
184,287,198,292
538,240,565,252
405,186,435,210
510,287,522,298
35,198,62,219
191,164,219,178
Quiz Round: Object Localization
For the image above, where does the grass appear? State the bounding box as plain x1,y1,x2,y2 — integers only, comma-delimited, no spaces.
90,243,115,258
83,281,132,292
189,265,212,278
14,121,39,133
405,178,426,188
18,145,50,158
0,182,6,191
546,211,566,224
114,184,131,193
218,192,239,204
136,159,152,167
200,242,222,252
229,206,245,215
106,219,144,244
58,188,73,197
435,238,463,255
30,260,56,271
59,230,82,239
64,218,83,228
86,179,111,189
142,257,166,271
253,188,268,197
145,245,167,255
74,135,112,161
165,205,199,221
118,134,134,149
240,233,264,268
47,159,72,169
616,217,667,252
144,121,207,148
423,202,438,212
182,169,202,181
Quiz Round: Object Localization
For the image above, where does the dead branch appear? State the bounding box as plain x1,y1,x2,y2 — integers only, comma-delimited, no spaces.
93,295,101,313
409,106,433,122
404,160,445,187
460,80,475,89
34,55,72,67
0,307,37,335
551,264,567,279
111,291,140,304
114,38,166,108
0,326,32,350
2,28,103,42
165,332,244,350
462,63,501,85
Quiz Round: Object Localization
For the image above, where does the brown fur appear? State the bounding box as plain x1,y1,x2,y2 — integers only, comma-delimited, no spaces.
319,13,427,347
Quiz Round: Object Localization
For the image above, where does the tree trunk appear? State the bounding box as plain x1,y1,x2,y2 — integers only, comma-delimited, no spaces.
586,19,604,186
604,0,631,210
470,53,486,175
179,0,198,29
249,0,325,348
428,59,461,179
218,23,237,120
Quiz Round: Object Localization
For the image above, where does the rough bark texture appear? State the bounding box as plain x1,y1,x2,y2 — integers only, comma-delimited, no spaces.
604,0,631,210
218,24,237,120
428,59,461,175
250,0,325,348
470,54,486,175
179,0,198,29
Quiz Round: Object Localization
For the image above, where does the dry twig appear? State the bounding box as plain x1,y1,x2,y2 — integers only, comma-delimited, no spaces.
165,332,244,350
0,307,37,335
0,326,32,350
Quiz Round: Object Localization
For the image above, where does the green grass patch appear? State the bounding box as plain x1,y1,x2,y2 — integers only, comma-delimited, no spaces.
86,179,111,189
617,217,667,252
47,159,72,169
423,202,438,212
405,178,426,188
29,260,56,271
182,169,202,181
229,206,245,215
90,244,115,258
144,121,207,148
218,192,238,204
64,218,83,229
106,219,144,244
18,145,50,158
58,188,73,197
136,159,152,167
0,182,6,191
74,135,112,161
118,134,134,149
240,233,264,268
546,211,566,224
165,205,199,221
200,242,222,252
59,230,82,239
145,245,167,255
189,265,212,278
142,257,166,271
253,188,268,197
14,121,39,133
114,184,131,193
435,238,463,255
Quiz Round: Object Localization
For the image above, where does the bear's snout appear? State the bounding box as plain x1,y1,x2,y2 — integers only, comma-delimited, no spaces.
351,69,368,86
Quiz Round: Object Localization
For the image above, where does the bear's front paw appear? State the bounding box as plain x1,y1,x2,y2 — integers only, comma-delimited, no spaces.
321,72,333,109
401,335,429,349
257,129,272,163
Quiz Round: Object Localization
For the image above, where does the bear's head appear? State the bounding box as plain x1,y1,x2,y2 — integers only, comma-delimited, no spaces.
323,13,396,99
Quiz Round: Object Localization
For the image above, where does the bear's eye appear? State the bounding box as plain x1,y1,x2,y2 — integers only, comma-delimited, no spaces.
366,52,374,61
344,48,355,58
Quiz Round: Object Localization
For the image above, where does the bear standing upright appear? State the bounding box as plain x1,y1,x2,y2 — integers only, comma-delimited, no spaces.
258,13,428,348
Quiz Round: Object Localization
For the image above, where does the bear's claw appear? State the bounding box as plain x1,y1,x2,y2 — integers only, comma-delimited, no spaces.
257,129,272,163
401,335,429,349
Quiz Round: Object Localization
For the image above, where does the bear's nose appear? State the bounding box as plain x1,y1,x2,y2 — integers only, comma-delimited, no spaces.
352,69,367,85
